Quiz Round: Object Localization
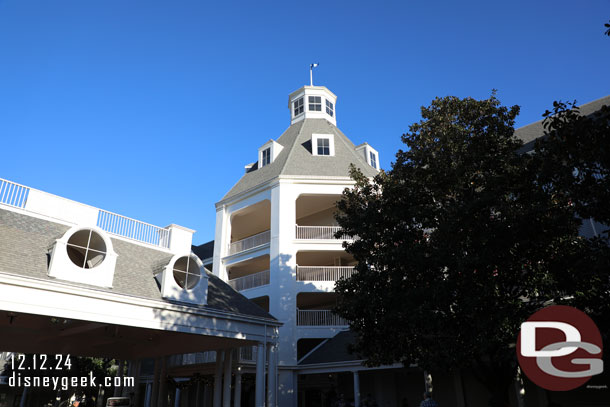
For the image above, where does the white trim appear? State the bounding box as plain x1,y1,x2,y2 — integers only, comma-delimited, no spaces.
48,226,118,288
0,272,280,330
312,134,335,157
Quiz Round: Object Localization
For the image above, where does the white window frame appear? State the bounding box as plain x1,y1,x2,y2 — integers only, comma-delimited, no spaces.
326,99,334,117
258,140,284,168
369,151,378,169
312,134,335,157
308,96,322,112
293,97,304,117
261,148,271,167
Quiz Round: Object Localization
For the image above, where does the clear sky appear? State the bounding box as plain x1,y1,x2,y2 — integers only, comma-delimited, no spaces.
0,0,608,244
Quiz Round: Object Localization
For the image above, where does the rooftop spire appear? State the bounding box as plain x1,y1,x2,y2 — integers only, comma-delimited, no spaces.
309,63,319,86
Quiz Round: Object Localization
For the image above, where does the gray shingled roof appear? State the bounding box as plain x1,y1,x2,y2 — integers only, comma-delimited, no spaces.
192,240,214,261
0,208,274,320
299,330,360,365
514,95,610,152
222,119,379,201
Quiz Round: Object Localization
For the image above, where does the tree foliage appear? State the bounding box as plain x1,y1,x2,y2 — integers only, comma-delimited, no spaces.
334,94,608,406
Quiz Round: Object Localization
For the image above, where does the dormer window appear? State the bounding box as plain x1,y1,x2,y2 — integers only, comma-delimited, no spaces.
308,96,322,111
293,98,304,116
261,148,271,167
312,134,335,156
48,226,118,288
66,229,107,269
172,255,202,290
326,100,334,117
370,151,378,169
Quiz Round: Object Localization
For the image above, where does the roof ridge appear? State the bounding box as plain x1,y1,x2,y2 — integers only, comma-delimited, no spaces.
279,120,308,176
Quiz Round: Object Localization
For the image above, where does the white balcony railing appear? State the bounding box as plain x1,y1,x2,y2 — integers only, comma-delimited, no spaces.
295,225,352,240
296,266,355,281
0,179,29,209
228,230,271,255
228,270,270,291
1,177,172,249
97,209,171,248
296,309,349,326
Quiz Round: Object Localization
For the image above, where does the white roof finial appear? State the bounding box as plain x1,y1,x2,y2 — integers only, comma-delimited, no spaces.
310,63,319,86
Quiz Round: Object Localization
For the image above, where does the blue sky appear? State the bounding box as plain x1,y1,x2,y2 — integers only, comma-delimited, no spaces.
0,0,608,244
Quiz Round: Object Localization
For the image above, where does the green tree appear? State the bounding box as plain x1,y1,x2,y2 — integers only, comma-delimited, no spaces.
334,94,603,406
533,99,610,348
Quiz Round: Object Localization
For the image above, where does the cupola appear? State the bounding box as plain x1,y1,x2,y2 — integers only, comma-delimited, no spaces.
288,86,337,126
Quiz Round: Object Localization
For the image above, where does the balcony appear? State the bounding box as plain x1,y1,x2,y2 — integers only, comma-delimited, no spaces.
297,309,348,326
228,269,270,291
295,225,352,240
0,178,175,249
228,230,271,256
296,266,355,281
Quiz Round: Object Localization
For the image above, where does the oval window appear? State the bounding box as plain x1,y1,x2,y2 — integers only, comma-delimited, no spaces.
172,256,201,289
66,229,107,269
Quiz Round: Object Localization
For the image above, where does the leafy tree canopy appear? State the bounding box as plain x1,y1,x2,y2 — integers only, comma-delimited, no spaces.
334,94,608,406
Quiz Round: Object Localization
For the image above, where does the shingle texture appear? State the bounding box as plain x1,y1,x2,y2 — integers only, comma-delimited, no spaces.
299,330,360,365
222,119,379,201
514,95,610,152
0,208,274,320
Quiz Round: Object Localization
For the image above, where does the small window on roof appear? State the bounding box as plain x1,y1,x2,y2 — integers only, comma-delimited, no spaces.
317,138,330,156
309,96,321,111
173,256,201,290
370,151,378,169
326,100,334,117
262,148,271,167
293,97,304,116
66,229,107,269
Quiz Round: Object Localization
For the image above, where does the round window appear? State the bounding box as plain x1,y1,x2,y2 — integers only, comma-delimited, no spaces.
172,256,201,290
66,229,107,269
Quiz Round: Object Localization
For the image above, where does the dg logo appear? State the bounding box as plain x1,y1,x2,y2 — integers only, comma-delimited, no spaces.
517,305,604,391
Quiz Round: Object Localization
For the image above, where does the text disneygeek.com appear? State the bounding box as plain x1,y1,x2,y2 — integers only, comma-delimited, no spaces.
9,372,135,391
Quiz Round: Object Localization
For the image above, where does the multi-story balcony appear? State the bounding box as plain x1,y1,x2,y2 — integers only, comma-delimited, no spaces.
228,230,271,255
295,225,352,240
229,269,270,291
296,309,348,326
296,265,355,281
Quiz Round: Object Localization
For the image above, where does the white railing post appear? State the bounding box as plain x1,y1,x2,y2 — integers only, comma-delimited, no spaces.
0,178,30,209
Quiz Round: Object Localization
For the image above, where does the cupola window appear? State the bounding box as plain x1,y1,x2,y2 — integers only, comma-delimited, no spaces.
66,229,107,269
172,255,202,290
293,98,304,116
308,96,322,111
326,100,334,117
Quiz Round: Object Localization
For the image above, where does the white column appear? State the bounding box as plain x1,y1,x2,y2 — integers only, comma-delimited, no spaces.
233,367,242,407
144,383,152,407
150,358,160,407
174,389,181,407
353,371,360,407
255,342,266,407
158,358,168,407
267,344,278,407
114,360,124,397
195,382,202,407
223,349,233,407
214,350,225,407
132,360,142,405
